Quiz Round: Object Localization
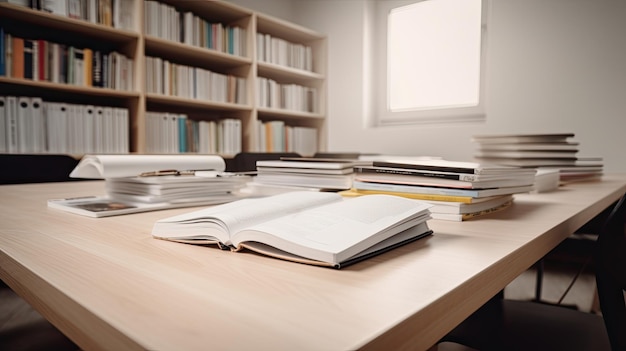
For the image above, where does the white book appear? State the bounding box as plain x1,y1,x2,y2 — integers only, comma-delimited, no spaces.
48,194,241,218
30,97,44,152
17,97,30,153
0,0,29,7
103,107,114,153
73,104,85,153
208,120,217,154
152,192,432,268
45,102,68,153
5,96,18,153
94,106,104,153
67,0,85,19
83,105,96,153
57,103,69,153
119,107,129,153
112,107,126,153
69,154,226,179
183,12,193,45
43,0,68,16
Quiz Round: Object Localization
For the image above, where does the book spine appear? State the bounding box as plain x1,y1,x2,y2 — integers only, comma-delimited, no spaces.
0,27,5,77
352,180,481,197
37,39,46,81
354,166,464,180
460,201,513,220
371,161,476,174
0,96,5,153
12,37,25,78
6,96,18,153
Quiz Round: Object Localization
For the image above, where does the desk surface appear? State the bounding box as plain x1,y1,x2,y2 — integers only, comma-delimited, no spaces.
1,175,626,351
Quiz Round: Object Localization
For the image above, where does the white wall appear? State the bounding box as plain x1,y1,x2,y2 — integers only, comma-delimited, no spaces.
226,0,295,21
234,0,626,172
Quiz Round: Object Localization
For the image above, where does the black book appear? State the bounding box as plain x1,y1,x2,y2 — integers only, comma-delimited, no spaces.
23,39,34,79
371,159,522,175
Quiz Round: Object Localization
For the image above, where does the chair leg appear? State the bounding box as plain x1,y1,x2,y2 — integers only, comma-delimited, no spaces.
534,258,544,302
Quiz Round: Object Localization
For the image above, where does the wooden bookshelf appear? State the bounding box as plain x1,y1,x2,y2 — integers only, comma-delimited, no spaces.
0,0,327,157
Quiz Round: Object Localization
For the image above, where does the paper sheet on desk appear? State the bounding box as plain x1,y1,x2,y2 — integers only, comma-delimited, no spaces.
69,154,226,179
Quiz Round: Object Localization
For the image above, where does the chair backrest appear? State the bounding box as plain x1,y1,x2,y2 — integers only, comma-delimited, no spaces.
0,154,80,184
228,152,301,172
594,194,626,351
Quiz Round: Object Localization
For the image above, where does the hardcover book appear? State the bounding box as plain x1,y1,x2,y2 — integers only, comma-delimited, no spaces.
152,191,433,268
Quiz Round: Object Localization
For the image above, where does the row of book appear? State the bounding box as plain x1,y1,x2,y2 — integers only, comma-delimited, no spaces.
5,0,135,30
256,120,318,157
472,133,604,184
256,33,313,72
0,95,129,154
144,0,246,56
144,56,246,104
145,112,241,155
0,29,134,90
243,156,537,221
257,77,317,113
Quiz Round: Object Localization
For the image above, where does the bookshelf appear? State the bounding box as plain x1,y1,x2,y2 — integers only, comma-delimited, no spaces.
0,0,327,157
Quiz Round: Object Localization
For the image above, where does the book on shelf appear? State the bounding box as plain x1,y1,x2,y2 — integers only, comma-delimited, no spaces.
151,191,433,268
49,154,252,217
1,96,129,154
1,30,133,89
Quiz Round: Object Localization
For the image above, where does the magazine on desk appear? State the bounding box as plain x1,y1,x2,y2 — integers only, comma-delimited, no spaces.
151,191,433,268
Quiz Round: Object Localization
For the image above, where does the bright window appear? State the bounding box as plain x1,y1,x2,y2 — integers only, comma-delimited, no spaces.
376,0,487,125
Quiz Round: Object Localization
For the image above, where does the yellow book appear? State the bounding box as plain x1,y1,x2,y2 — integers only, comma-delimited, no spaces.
340,188,479,204
83,48,92,86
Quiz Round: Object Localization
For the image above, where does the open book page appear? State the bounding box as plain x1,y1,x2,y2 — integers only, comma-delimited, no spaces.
229,194,432,265
69,154,226,179
151,192,343,245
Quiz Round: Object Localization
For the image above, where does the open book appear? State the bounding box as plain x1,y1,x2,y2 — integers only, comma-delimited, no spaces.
152,192,433,268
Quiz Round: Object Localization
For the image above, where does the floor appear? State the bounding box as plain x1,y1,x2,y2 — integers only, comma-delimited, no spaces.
439,235,602,351
0,237,602,351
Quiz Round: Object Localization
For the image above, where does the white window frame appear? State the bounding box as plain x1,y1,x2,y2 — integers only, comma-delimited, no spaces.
374,0,489,126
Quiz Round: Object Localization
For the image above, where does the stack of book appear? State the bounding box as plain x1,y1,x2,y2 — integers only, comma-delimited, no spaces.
472,133,604,184
245,157,371,195
344,159,536,221
48,154,251,217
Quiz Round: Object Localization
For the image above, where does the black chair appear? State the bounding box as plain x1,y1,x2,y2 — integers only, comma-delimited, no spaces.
227,152,301,172
0,154,80,184
595,194,626,350
439,195,626,351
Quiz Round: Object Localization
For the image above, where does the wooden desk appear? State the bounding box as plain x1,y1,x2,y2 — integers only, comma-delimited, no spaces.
1,175,625,350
